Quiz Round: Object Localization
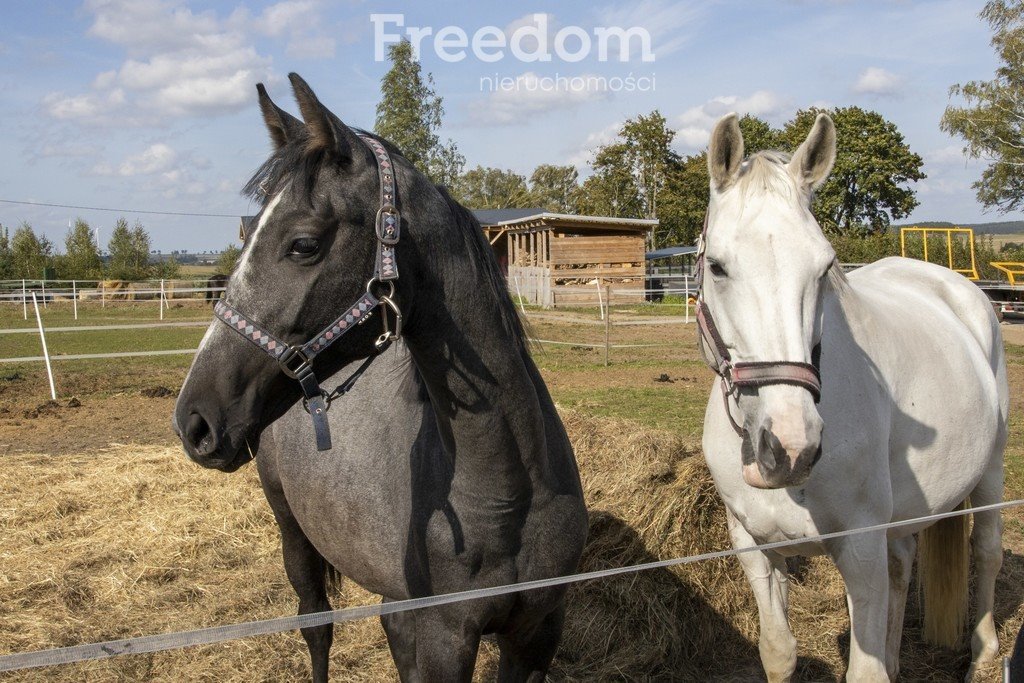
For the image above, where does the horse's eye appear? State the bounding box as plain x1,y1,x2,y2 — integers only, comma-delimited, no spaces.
289,238,319,256
709,261,727,278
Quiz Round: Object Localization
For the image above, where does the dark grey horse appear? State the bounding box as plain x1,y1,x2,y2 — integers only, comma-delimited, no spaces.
205,273,229,304
173,74,588,682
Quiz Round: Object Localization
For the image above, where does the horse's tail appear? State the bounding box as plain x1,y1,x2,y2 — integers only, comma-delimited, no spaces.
918,499,970,648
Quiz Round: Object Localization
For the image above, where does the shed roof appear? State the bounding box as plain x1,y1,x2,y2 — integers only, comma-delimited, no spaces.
472,208,549,226
477,211,658,232
646,245,698,260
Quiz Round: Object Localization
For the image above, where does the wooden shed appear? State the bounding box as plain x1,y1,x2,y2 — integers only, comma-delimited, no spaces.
475,209,657,307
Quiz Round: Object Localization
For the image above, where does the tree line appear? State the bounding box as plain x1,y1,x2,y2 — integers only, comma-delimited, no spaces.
0,217,182,281
374,40,928,251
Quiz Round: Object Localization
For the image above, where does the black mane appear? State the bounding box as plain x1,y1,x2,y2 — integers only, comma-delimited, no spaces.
435,185,528,353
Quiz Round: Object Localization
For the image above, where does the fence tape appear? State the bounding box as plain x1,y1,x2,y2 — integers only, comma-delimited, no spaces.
0,499,1020,672
0,321,210,336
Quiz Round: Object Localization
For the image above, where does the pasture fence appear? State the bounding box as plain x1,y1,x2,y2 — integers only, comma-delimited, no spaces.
0,499,1020,673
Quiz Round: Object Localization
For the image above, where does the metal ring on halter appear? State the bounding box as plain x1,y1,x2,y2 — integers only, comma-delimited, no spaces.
366,278,396,301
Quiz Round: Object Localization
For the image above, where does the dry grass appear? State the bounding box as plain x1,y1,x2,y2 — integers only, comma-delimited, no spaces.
2,414,1023,681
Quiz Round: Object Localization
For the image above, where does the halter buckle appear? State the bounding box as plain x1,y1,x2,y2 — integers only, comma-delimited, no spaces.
376,204,400,245
278,344,312,379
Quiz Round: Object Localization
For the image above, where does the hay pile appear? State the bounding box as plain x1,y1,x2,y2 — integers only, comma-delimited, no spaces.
1,413,1021,681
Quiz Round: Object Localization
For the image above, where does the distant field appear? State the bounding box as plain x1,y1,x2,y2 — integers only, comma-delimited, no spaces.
179,264,218,276
983,233,1024,251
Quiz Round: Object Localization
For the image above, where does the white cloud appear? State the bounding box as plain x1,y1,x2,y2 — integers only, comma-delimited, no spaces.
231,1,336,59
926,144,967,165
566,120,623,168
673,90,789,150
468,71,611,126
92,143,178,176
503,13,558,55
596,0,706,60
41,0,334,126
853,67,902,96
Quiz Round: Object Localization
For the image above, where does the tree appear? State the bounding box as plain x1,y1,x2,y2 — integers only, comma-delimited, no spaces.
529,165,579,213
576,143,643,220
63,218,103,279
375,40,464,185
216,244,242,273
0,225,12,280
780,107,924,234
575,112,679,248
942,1,1024,211
153,257,181,279
107,217,151,279
10,222,53,279
453,166,533,209
130,222,151,276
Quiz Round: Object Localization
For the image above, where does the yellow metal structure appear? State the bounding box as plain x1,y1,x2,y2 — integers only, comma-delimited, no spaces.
989,262,1024,285
899,227,980,280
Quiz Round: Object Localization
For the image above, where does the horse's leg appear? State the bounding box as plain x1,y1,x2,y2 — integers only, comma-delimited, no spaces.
381,599,421,683
495,603,565,682
727,511,796,682
885,535,916,680
262,481,334,683
966,463,1004,680
829,530,889,682
413,606,481,682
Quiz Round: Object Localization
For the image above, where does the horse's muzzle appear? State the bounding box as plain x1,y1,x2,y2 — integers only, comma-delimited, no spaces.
743,424,822,489
173,411,253,472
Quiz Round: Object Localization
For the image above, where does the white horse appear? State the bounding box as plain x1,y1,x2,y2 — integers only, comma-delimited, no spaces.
699,113,1008,681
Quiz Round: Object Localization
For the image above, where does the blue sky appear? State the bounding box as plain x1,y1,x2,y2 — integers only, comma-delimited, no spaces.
0,0,1010,251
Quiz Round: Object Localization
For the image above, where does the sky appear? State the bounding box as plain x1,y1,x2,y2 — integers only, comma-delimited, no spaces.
0,0,1013,252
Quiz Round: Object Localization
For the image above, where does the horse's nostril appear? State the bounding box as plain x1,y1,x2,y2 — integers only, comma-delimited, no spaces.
185,412,217,457
757,427,781,469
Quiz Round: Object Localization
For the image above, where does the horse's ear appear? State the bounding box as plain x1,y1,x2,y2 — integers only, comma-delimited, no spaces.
789,113,836,191
288,73,360,160
708,113,744,192
256,83,303,150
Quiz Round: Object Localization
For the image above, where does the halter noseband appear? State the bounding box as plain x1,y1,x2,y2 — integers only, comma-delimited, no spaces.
695,211,822,437
213,133,403,451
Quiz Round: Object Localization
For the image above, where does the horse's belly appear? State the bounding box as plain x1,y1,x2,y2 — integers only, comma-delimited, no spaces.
281,460,412,595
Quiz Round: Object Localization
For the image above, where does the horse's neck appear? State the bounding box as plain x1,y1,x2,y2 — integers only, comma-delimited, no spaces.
406,282,556,504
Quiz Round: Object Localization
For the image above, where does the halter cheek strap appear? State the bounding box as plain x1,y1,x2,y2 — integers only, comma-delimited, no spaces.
213,133,403,451
695,211,823,437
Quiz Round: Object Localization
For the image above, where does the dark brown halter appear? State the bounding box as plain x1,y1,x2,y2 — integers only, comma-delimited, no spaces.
695,211,822,437
214,133,403,451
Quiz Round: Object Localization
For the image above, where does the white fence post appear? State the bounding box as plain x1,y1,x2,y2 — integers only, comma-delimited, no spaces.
596,280,605,321
22,279,27,320
32,293,57,401
512,274,526,315
73,280,78,321
160,279,166,321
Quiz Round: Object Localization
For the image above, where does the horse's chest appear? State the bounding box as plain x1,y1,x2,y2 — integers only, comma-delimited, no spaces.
727,492,825,556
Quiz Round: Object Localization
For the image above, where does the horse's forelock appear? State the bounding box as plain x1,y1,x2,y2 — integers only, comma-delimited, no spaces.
734,151,799,202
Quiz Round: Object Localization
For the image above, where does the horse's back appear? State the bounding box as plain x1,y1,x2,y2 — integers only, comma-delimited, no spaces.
843,257,1007,520
850,257,1007,413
